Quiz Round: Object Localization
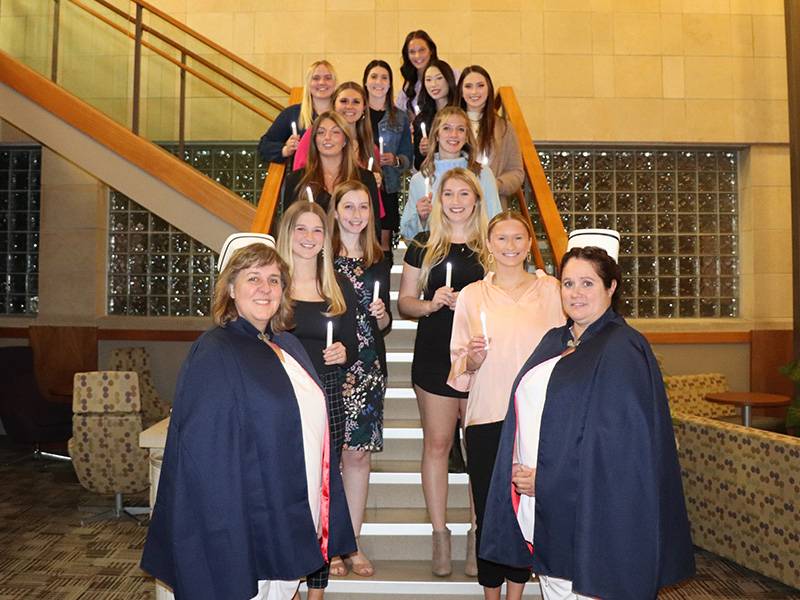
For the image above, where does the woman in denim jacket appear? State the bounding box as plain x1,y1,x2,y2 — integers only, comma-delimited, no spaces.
363,60,413,254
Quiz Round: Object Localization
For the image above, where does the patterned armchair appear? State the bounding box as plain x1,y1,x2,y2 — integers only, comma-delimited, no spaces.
68,371,149,522
673,411,800,589
108,347,170,428
663,373,739,418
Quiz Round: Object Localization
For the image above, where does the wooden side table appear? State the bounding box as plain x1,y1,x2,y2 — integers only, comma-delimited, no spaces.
705,392,791,427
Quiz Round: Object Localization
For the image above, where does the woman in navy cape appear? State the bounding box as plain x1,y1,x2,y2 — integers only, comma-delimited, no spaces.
480,235,694,600
141,234,356,600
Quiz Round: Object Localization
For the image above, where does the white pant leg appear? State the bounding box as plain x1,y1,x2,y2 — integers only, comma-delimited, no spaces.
251,579,300,600
539,575,596,600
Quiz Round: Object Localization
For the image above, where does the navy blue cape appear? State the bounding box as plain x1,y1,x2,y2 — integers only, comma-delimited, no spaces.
140,318,356,600
480,308,694,600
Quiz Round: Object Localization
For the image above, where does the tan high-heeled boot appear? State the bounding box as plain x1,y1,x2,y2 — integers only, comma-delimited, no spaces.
464,526,477,577
432,527,452,577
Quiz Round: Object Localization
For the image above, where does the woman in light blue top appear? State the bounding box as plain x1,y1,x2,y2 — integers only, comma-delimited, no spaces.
400,106,501,241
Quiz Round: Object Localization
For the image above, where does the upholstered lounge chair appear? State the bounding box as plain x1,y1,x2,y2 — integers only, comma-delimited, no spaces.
68,371,149,524
108,347,170,428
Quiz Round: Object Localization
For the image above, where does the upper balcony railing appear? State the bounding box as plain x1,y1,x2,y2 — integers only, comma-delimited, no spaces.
0,0,290,163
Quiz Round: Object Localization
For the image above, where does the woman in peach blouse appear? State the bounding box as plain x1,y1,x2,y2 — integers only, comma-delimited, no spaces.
448,210,564,600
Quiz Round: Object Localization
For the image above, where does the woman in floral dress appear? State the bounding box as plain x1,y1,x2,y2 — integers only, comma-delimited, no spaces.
328,179,391,577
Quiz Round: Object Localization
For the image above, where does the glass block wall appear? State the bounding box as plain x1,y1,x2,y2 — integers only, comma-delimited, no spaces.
107,142,262,317
0,146,41,315
532,147,739,318
108,192,218,316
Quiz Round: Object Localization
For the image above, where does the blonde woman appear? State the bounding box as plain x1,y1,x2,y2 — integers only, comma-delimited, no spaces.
281,112,381,237
448,211,565,599
276,201,360,599
258,60,337,164
328,180,392,577
400,107,501,241
397,167,490,577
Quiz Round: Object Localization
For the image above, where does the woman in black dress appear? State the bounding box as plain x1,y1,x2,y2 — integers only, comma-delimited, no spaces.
275,200,359,600
397,167,490,577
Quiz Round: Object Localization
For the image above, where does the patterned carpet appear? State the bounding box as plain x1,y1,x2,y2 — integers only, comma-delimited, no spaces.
0,441,798,599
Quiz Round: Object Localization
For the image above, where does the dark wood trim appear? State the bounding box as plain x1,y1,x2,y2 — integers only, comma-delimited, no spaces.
0,327,30,338
644,331,751,345
785,1,800,370
97,329,203,342
0,326,752,345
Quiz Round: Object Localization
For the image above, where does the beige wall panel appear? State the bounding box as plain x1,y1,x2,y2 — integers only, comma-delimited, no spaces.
471,0,522,10
751,274,793,320
258,12,326,54
684,99,735,140
739,0,783,15
258,54,305,87
662,56,685,98
542,0,593,11
661,99,689,141
520,11,545,56
471,54,521,90
746,145,791,186
752,230,793,275
518,56,545,98
733,100,789,142
610,99,665,141
591,13,614,56
470,12,521,54
543,98,602,140
185,98,233,140
654,343,750,390
325,12,376,53
396,0,464,11
729,15,755,57
231,13,256,57
187,13,234,51
544,55,594,97
682,0,733,13
612,0,661,12
327,0,378,9
613,13,662,55
375,0,400,9
684,56,734,99
593,55,615,98
659,13,684,55
322,53,376,83
395,12,471,54
683,14,732,56
520,97,546,138
746,185,793,231
375,12,401,54
752,15,786,57
614,55,663,98
544,12,593,55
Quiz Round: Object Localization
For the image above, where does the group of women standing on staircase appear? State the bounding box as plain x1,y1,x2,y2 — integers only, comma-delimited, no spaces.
143,27,695,600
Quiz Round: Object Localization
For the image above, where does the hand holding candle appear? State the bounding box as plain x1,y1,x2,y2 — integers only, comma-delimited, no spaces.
373,280,380,303
480,310,490,351
379,136,384,155
445,262,452,288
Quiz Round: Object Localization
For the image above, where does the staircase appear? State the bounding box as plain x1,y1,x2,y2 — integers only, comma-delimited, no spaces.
314,250,542,599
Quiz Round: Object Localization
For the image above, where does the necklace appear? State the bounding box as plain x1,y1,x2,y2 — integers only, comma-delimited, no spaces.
496,276,529,293
566,326,581,348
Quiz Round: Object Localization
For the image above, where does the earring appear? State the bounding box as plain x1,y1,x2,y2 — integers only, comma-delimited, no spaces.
526,251,533,264
487,253,495,265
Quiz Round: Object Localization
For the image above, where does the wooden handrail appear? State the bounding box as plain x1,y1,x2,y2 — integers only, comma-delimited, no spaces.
67,0,283,118
1,51,255,231
498,86,568,266
514,188,545,270
130,0,290,94
251,87,305,233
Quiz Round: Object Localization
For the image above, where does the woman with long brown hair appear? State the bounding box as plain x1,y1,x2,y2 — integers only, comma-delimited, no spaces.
458,65,523,207
281,111,381,237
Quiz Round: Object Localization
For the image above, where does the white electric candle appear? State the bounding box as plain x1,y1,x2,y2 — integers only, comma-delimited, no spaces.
367,157,374,171
445,262,452,288
291,121,298,137
420,122,427,138
480,310,490,350
480,152,489,167
414,105,421,116
306,186,314,203
326,320,333,348
425,177,431,196
379,136,384,155
373,280,380,303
